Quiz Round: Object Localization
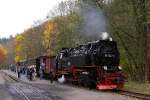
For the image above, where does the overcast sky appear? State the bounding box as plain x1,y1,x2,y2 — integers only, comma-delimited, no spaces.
0,0,66,38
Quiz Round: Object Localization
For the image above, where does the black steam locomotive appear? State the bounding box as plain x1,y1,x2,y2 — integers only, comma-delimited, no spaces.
56,39,124,90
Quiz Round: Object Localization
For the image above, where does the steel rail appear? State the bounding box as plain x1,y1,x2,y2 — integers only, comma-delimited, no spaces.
120,90,150,100
1,71,52,100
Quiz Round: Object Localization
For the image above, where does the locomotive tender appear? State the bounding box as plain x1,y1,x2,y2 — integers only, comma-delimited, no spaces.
56,38,125,90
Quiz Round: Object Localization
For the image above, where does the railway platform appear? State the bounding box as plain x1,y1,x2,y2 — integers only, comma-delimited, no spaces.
2,70,52,85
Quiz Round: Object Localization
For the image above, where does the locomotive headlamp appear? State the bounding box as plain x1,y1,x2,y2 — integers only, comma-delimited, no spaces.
67,62,71,66
82,71,89,75
103,66,108,70
118,66,122,70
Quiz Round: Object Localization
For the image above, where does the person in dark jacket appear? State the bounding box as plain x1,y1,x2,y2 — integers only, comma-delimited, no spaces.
49,71,53,83
29,67,35,81
29,68,32,81
39,62,45,79
17,62,21,78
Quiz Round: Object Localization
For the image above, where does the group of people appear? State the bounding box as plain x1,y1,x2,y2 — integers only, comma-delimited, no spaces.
16,62,36,81
16,62,53,83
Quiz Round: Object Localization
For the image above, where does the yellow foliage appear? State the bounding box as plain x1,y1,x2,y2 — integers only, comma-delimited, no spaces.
15,55,24,62
15,34,25,62
43,21,57,56
16,34,23,41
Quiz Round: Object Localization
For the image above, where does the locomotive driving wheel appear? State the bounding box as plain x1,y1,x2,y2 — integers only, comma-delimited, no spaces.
78,72,96,89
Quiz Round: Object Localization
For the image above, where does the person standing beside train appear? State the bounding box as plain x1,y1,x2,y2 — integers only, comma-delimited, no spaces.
39,62,45,79
29,66,35,81
49,71,53,83
16,62,21,78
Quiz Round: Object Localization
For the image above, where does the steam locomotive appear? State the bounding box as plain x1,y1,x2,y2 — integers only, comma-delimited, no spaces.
55,38,125,89
17,34,125,90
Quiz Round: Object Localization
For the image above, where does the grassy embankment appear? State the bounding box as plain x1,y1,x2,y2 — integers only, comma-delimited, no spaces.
124,81,150,95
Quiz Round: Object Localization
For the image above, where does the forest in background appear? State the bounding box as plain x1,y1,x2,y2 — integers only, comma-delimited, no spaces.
0,0,150,82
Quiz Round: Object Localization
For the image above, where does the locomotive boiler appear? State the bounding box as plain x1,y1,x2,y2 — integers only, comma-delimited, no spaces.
56,38,125,90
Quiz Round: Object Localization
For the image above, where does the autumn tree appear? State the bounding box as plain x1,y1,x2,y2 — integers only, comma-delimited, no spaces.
4,36,15,66
15,33,25,62
54,1,81,51
0,44,7,64
43,20,57,56
43,0,81,55
15,24,46,62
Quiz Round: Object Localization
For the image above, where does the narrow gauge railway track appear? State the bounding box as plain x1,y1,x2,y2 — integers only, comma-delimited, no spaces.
120,90,150,100
63,82,150,100
2,71,150,100
13,83,52,100
1,71,53,100
1,71,18,83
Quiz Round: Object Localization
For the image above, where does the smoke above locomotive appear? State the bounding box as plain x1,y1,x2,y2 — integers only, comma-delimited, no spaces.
78,2,109,40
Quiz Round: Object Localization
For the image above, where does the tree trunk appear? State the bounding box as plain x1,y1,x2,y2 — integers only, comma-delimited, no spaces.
131,0,148,81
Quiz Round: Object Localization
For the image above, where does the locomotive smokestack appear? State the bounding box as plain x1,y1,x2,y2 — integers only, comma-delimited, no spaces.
100,32,112,41
101,32,109,40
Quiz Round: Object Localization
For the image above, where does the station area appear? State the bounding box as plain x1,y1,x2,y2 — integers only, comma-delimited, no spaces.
0,70,137,100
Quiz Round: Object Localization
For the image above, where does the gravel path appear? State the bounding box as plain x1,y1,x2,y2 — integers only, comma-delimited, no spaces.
34,83,139,100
